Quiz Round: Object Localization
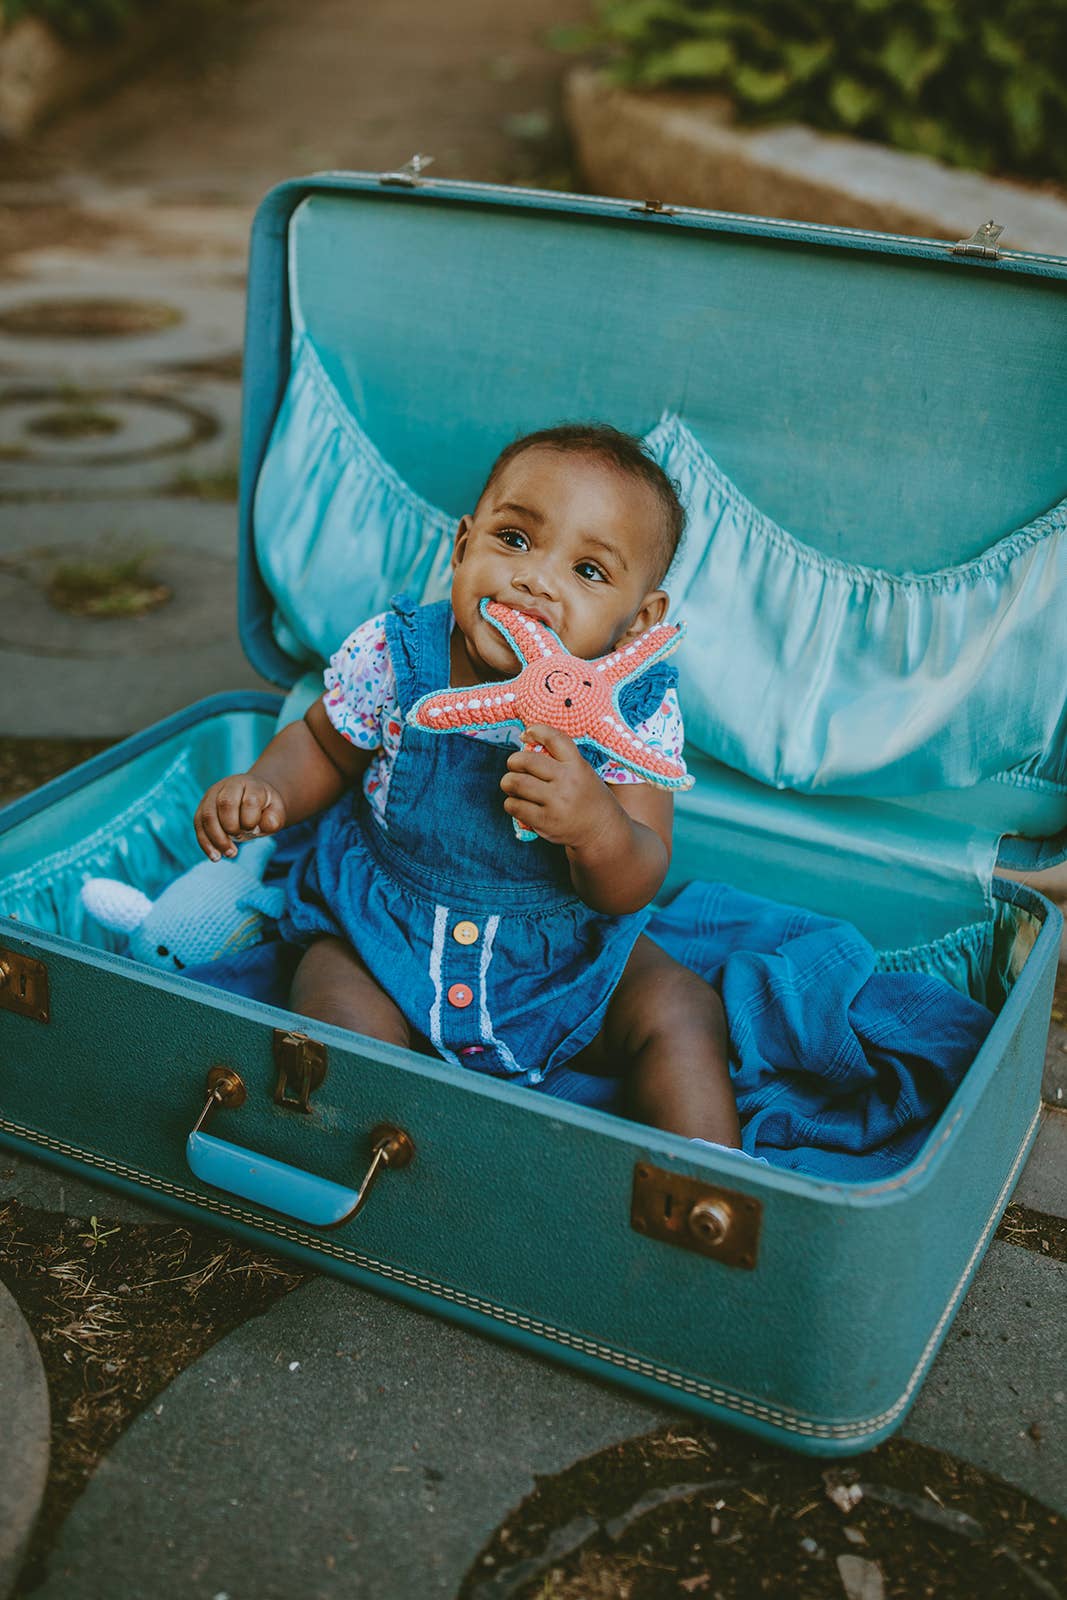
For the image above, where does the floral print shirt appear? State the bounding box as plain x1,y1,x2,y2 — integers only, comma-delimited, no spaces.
323,610,686,828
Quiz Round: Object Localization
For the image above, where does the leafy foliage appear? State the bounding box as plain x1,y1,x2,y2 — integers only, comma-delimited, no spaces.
3,0,232,44
558,0,1067,182
3,0,151,42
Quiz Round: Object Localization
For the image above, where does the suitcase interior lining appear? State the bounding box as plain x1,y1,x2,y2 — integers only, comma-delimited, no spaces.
251,291,1067,857
0,703,1020,1016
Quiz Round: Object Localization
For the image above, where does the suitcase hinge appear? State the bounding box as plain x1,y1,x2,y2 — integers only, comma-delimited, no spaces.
379,153,435,188
950,219,1004,259
0,948,49,1023
631,1162,761,1268
631,198,676,217
272,1029,327,1113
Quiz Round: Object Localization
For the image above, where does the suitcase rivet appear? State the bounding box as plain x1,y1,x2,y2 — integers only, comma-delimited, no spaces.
631,1164,760,1266
687,1197,733,1247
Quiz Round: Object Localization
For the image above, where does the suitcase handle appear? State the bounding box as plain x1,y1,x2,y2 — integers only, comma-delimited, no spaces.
186,1067,415,1229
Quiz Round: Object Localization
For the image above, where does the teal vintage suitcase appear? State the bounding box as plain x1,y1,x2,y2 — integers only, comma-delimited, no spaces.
1,174,1064,1454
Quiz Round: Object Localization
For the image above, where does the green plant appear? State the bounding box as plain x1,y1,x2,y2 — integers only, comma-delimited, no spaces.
3,0,151,43
3,0,237,45
46,546,170,618
78,1216,120,1251
557,0,1067,182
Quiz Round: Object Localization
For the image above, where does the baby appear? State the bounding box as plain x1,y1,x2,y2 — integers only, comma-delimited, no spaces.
195,423,739,1145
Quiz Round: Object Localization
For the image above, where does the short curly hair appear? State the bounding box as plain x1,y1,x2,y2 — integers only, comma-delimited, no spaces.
478,422,686,585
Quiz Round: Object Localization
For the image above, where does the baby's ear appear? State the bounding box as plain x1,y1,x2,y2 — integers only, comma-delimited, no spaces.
620,589,669,642
451,514,474,568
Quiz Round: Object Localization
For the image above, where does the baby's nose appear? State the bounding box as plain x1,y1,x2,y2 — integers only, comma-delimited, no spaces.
518,566,557,598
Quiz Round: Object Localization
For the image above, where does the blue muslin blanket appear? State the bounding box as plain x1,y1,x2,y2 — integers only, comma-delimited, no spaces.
185,871,993,1183
645,881,993,1179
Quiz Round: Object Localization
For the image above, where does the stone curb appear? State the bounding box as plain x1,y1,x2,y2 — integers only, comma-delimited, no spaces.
0,1281,50,1600
564,68,1067,258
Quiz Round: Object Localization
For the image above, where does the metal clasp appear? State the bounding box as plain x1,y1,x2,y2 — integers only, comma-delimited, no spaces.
272,1029,327,1113
950,219,1004,259
379,153,435,187
631,1161,762,1268
0,948,49,1023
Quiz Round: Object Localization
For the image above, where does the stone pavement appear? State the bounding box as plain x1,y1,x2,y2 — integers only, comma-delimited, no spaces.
1,6,1066,1594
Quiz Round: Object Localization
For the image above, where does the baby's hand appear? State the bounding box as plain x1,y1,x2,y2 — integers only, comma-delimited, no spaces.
194,774,287,862
500,724,617,849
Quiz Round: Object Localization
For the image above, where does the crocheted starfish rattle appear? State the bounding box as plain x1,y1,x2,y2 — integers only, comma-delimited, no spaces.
408,599,692,839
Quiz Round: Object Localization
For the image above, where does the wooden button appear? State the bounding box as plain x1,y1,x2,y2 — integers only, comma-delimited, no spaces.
453,920,479,945
447,983,474,1009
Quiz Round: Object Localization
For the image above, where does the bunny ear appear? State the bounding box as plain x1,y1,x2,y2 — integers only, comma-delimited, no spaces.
81,877,153,934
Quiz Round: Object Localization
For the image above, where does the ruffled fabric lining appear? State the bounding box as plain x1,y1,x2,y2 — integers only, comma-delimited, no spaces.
873,918,992,1001
254,347,1067,800
0,752,203,952
254,335,454,665
651,413,1067,796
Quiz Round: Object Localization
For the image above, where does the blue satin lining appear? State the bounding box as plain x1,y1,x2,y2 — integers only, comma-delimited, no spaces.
254,339,1066,809
0,713,274,952
655,413,1067,798
254,335,454,666
0,703,1010,1009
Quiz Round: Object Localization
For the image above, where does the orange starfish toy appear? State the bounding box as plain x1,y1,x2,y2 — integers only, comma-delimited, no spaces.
407,599,693,803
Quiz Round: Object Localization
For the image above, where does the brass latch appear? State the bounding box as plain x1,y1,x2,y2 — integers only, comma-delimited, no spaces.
272,1029,327,1113
379,153,435,187
950,219,1004,259
631,1162,761,1268
631,198,677,217
0,948,49,1023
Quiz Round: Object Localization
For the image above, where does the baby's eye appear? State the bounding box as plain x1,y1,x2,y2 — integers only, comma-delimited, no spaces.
575,560,607,583
498,527,529,550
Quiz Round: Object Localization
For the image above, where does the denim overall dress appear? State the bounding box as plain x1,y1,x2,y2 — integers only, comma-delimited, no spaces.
283,595,676,1102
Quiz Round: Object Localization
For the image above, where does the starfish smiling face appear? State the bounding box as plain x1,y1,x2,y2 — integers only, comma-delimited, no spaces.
450,445,671,688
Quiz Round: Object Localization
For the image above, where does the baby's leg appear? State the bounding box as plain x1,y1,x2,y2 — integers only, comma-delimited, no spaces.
290,936,412,1048
601,935,740,1144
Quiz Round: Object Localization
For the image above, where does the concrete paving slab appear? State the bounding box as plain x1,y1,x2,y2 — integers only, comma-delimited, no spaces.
32,1274,670,1600
0,376,241,499
1043,996,1067,1107
0,252,244,382
0,1146,162,1226
1013,1107,1067,1218
904,1240,1066,1514
0,181,256,259
0,496,274,736
24,1227,1067,1600
0,1281,50,1600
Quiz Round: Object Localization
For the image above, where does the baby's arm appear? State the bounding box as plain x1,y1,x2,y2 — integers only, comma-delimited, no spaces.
501,724,670,915
195,700,371,861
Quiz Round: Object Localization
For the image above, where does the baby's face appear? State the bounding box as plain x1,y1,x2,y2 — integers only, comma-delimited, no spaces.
450,447,668,685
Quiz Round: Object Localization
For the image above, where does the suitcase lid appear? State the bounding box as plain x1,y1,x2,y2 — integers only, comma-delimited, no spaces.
238,172,1067,872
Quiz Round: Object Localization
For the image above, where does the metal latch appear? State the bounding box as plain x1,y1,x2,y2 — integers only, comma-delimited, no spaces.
950,220,1004,259
379,153,435,188
631,1162,761,1268
0,948,49,1023
272,1029,327,1113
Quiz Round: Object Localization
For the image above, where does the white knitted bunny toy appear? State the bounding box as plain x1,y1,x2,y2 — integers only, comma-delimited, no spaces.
81,836,286,973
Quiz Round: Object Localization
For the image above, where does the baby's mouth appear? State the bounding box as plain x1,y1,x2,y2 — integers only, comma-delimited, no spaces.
503,603,551,626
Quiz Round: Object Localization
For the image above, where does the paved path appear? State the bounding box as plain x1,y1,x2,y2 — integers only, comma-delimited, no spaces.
1,5,1065,1594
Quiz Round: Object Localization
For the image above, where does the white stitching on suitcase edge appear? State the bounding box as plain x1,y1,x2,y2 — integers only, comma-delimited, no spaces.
431,182,1067,265
0,1103,1039,1441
